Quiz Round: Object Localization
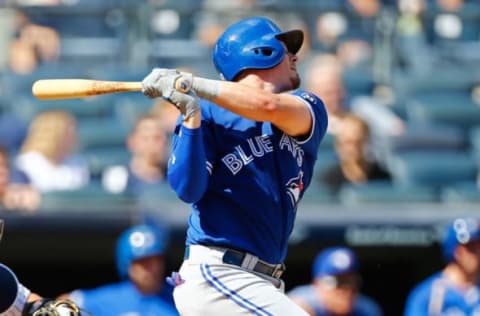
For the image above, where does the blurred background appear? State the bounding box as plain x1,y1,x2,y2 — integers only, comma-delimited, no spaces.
0,0,480,315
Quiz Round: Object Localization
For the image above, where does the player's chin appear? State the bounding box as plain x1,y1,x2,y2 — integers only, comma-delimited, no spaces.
291,75,301,90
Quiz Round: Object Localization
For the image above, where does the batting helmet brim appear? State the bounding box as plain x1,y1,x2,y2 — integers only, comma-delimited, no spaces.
275,30,304,55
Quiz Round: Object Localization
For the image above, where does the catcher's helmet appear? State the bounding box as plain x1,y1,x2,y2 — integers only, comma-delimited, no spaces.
442,217,480,262
213,16,304,81
312,247,358,279
116,224,167,279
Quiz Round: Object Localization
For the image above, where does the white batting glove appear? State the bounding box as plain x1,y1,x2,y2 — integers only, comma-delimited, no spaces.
142,68,219,101
163,89,200,120
142,68,181,98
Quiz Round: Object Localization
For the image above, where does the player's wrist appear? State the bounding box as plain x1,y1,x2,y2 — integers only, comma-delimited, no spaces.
191,77,219,100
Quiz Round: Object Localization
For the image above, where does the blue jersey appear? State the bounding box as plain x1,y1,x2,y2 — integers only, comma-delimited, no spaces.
288,284,383,316
404,272,480,316
168,90,327,264
69,281,179,316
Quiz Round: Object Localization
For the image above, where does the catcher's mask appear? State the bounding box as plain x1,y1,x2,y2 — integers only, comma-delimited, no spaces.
27,299,85,316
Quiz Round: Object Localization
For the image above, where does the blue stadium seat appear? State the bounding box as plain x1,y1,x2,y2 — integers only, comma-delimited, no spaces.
392,65,476,102
441,182,480,204
39,181,136,212
338,181,438,204
374,123,466,165
301,183,339,204
113,94,157,128
78,118,129,151
84,146,130,177
319,133,335,152
470,125,480,166
12,95,117,123
313,150,339,182
386,151,477,189
405,92,480,131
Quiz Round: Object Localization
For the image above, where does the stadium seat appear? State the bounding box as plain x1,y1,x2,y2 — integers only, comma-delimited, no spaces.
470,126,480,166
319,133,335,152
374,123,466,164
405,91,480,131
84,146,130,177
338,181,438,205
78,118,129,150
113,94,157,127
313,150,339,182
301,184,339,204
386,151,477,189
441,182,480,204
39,181,136,212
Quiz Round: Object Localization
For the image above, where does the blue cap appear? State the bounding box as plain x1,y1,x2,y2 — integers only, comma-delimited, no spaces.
443,217,480,262
116,224,168,279
312,247,358,279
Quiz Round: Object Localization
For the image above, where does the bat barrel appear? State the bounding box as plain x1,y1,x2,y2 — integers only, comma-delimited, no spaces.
32,79,143,100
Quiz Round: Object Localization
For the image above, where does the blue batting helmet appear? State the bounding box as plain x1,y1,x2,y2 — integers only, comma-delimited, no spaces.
312,247,358,279
213,16,304,81
115,224,167,279
442,217,480,262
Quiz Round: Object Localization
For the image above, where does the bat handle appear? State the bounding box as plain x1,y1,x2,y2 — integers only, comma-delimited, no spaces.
174,76,192,93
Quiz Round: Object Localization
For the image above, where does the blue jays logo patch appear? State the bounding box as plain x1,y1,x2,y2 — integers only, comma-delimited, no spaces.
300,92,317,104
286,171,304,208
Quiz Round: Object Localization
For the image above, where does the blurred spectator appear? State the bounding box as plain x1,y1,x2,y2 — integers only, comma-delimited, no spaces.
404,217,480,315
430,0,479,43
319,113,391,193
311,0,380,63
193,0,255,48
304,53,404,137
0,145,40,212
288,246,383,316
60,224,179,316
102,114,169,196
304,53,346,134
15,110,90,192
7,10,60,75
395,0,435,75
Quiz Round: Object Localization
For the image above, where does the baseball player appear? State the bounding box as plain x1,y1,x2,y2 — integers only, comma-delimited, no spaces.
62,224,179,316
141,16,328,315
404,217,480,315
288,247,383,316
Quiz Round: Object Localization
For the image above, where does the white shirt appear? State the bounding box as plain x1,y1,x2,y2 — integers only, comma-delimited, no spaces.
15,151,89,192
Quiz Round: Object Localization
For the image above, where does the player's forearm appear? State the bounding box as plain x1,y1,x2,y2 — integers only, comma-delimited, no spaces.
193,78,279,121
167,126,208,203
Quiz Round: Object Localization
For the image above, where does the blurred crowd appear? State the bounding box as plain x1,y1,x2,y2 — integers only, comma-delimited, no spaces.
0,1,479,315
0,0,478,213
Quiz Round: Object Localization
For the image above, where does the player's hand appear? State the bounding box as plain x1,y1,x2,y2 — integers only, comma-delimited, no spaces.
164,89,200,121
142,68,193,97
142,68,181,98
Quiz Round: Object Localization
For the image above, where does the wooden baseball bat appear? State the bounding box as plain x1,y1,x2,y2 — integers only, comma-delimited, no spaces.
32,78,191,100
32,79,143,100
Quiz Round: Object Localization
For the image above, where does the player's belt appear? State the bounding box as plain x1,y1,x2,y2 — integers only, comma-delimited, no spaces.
184,245,286,279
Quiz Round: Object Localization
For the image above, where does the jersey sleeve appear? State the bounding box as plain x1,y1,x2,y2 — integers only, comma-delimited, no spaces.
167,100,216,203
290,89,328,156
